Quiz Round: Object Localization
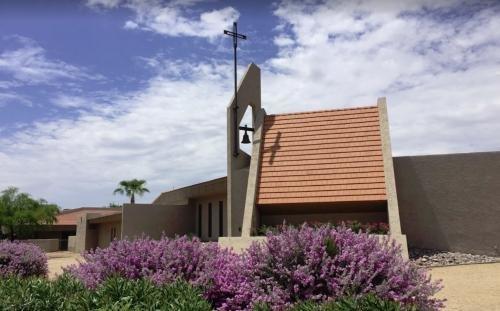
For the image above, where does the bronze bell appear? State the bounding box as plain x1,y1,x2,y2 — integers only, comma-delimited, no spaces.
241,131,251,144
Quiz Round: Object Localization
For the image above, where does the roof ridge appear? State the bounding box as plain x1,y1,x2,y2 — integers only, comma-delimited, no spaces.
266,105,378,117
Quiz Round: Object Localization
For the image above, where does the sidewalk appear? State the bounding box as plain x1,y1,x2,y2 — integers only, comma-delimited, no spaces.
47,251,82,279
431,263,500,310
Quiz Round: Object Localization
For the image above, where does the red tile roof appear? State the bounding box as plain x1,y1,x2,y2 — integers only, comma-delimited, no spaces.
256,106,387,205
55,207,121,226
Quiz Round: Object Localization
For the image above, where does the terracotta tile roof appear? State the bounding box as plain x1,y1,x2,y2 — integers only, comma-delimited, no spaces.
55,207,121,226
256,105,387,205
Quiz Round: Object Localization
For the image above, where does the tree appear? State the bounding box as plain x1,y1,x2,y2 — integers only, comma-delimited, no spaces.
0,187,59,241
113,179,150,204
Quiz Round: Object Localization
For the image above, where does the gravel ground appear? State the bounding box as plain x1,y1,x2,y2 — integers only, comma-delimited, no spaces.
410,248,500,267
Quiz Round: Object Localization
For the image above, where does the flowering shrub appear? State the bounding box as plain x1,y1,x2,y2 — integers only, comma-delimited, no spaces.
66,235,224,289
67,227,443,310
340,221,390,234
0,240,48,278
238,225,443,310
256,221,390,236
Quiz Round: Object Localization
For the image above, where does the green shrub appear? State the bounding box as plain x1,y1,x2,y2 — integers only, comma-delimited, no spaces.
0,275,211,311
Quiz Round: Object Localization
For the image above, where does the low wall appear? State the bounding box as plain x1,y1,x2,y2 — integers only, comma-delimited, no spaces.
24,239,59,252
67,236,76,252
122,204,195,240
394,152,500,256
218,237,266,253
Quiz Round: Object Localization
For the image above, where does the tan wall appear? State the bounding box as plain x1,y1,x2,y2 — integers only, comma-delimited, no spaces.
194,195,227,241
394,152,500,256
75,213,99,253
153,177,226,205
122,204,194,240
227,64,261,237
68,236,76,252
25,239,59,252
218,236,266,253
97,221,121,249
261,212,388,227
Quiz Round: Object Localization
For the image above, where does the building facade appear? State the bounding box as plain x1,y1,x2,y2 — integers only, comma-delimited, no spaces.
74,64,500,258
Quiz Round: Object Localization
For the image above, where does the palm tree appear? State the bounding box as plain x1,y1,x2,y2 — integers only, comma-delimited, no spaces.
113,179,150,204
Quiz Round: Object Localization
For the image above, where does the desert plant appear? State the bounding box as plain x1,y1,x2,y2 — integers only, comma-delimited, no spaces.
0,240,48,278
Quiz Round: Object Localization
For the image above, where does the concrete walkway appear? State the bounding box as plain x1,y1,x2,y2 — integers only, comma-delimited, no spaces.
47,251,82,279
431,263,500,310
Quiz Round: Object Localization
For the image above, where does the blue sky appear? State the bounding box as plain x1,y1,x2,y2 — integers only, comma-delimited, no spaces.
1,0,500,208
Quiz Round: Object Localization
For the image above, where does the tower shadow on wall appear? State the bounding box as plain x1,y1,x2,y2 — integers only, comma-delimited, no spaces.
263,131,281,165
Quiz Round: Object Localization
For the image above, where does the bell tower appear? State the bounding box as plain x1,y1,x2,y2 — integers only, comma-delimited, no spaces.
226,63,265,236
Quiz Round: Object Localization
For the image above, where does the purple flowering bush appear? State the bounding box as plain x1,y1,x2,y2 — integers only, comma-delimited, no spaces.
237,225,443,310
67,227,443,310
0,240,48,278
66,235,225,289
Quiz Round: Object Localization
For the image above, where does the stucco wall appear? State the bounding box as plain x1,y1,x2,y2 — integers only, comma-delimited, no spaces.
394,152,500,256
25,239,59,252
68,236,76,252
97,221,121,249
194,195,227,241
122,204,194,240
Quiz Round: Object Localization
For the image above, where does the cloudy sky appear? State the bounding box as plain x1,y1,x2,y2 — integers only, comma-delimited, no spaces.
1,0,499,208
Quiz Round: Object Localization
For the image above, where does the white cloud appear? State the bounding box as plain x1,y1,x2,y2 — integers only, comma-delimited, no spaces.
262,0,500,156
51,94,91,109
0,36,101,85
87,0,239,39
87,0,121,9
124,20,139,29
0,60,232,207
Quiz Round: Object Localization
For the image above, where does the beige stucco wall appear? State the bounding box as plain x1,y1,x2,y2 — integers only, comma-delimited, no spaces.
227,63,261,237
394,152,500,256
75,213,99,253
96,221,121,249
68,236,76,252
121,204,194,240
153,177,226,206
218,236,266,253
25,239,59,252
194,195,227,241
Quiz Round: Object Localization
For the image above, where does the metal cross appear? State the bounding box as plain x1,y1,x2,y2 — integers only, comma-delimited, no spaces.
224,22,247,157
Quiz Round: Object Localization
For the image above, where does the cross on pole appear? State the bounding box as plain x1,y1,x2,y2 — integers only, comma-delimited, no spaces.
224,22,247,157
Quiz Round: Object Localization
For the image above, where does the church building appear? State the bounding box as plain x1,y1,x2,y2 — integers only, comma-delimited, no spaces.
74,64,500,259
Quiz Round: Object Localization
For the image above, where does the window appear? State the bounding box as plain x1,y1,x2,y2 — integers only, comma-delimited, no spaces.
198,204,202,237
208,203,212,238
219,201,223,236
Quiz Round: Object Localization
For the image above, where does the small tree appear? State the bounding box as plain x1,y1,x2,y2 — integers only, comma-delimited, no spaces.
0,187,59,241
113,179,149,204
